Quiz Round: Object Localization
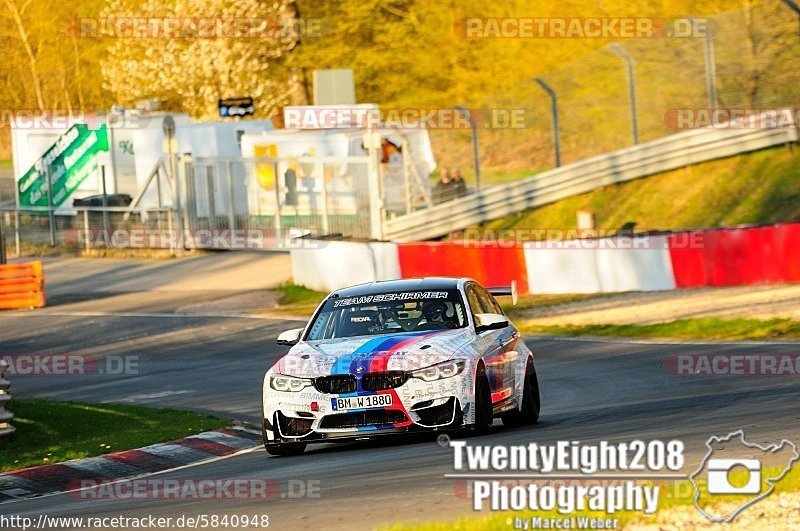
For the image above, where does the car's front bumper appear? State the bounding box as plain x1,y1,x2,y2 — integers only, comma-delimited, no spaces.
262,372,472,444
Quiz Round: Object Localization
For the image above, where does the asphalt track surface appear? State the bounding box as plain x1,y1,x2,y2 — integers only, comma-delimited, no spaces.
2,257,800,529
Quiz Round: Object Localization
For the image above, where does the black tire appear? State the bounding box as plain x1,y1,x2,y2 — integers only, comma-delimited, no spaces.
265,442,306,456
502,358,541,427
472,363,493,435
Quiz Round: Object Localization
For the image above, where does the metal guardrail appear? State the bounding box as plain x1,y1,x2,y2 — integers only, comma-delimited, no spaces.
383,112,799,241
0,359,14,439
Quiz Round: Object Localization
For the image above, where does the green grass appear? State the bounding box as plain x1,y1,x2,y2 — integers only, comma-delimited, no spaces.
268,282,327,315
384,466,800,530
520,317,800,341
0,399,227,472
482,146,800,233
501,293,610,320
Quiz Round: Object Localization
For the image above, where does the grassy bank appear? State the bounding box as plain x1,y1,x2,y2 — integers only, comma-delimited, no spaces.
268,282,327,316
0,399,227,472
520,317,800,341
482,146,800,232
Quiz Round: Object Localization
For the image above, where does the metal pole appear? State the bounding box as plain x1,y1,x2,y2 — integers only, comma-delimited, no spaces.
45,165,56,246
454,105,481,191
226,161,236,231
101,165,110,247
316,160,329,234
690,19,718,110
365,122,384,240
273,162,282,243
610,45,640,145
0,214,6,265
14,210,20,257
83,209,90,254
534,77,561,167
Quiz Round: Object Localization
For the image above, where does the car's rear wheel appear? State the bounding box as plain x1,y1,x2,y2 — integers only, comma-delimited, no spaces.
472,363,493,435
265,442,306,456
502,358,540,427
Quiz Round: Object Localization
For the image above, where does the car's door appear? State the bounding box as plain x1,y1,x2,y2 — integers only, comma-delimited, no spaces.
466,283,518,412
465,282,506,412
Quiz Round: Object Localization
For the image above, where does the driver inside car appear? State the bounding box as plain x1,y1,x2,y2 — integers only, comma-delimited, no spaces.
418,301,456,330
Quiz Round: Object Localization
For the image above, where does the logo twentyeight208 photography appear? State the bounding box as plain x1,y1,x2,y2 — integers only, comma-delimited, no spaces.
689,430,799,523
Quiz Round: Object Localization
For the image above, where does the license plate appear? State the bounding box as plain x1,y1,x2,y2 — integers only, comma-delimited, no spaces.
331,394,393,411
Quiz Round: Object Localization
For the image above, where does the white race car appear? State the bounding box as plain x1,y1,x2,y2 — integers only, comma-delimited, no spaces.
262,277,540,456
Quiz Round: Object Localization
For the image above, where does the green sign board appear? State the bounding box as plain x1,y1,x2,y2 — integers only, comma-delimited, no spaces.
17,124,109,207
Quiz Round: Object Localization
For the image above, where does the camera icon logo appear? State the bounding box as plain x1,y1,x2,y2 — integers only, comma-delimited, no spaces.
706,458,761,494
690,430,799,522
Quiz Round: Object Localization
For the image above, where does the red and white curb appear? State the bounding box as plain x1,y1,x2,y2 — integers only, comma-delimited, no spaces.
0,427,261,503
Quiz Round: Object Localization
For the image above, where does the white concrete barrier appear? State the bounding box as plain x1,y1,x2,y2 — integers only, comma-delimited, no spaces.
523,236,676,294
524,242,603,294
291,241,400,292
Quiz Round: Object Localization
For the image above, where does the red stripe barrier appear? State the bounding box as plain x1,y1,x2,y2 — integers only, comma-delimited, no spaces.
397,242,529,294
669,223,800,287
775,223,800,282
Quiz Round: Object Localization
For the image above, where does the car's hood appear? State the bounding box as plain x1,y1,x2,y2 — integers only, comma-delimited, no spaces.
272,328,472,378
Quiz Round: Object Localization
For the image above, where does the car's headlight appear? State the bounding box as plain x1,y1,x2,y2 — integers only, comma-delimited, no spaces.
270,374,313,392
411,360,465,382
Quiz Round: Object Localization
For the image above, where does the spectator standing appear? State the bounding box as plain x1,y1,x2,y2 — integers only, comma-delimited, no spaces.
433,167,454,203
450,167,467,198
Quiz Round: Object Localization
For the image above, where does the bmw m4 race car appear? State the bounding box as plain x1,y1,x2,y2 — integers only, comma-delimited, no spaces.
262,277,540,456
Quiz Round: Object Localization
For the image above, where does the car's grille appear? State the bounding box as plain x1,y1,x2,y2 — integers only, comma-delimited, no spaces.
318,410,408,429
314,374,357,394
362,371,408,391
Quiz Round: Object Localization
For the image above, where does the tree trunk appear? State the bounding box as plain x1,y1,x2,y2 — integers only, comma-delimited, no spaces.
4,0,46,111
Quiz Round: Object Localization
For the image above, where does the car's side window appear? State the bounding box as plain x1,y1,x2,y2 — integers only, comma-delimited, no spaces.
475,285,504,315
465,285,484,323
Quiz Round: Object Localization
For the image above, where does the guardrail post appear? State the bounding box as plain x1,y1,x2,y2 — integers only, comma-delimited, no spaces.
0,358,15,439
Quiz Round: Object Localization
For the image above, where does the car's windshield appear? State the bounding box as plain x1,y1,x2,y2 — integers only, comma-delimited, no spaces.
306,289,467,340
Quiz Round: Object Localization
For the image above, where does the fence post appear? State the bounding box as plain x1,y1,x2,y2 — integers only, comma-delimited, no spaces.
226,161,236,231
0,359,14,439
316,160,329,234
83,210,90,253
0,213,6,265
45,165,56,246
14,209,20,258
100,165,110,247
610,44,640,145
534,77,562,168
273,161,283,244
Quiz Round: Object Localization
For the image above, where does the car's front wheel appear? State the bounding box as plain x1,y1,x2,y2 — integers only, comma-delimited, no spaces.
265,442,306,456
472,363,493,435
502,358,540,427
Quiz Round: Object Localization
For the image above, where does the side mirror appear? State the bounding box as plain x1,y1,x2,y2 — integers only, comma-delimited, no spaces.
277,328,303,346
475,313,509,333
